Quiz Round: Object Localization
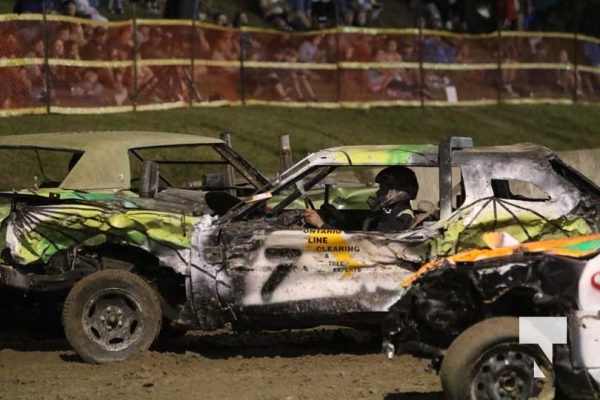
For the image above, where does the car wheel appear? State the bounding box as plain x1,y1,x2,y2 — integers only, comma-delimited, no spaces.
440,317,555,400
62,269,162,364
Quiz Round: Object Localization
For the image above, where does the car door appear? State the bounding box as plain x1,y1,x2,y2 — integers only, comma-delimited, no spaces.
231,226,421,326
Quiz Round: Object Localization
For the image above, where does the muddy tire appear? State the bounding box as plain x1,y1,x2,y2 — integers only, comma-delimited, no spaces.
440,317,555,400
62,269,162,364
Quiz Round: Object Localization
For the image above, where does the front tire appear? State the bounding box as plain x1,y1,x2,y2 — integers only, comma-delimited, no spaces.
62,269,162,364
441,317,555,400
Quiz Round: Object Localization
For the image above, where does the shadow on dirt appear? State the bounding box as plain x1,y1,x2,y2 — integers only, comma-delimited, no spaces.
155,327,383,359
0,291,68,351
384,393,444,400
0,294,383,359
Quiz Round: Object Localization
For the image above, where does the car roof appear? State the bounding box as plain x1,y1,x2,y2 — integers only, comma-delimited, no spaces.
308,144,440,166
456,143,553,158
0,131,223,151
302,143,553,167
0,131,224,191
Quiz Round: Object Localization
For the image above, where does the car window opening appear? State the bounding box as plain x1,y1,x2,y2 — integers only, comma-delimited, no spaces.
491,179,550,201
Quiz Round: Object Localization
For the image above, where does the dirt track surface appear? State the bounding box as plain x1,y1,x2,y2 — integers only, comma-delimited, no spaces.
0,325,443,400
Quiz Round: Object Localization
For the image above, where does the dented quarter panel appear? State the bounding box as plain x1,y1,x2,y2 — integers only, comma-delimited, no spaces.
4,195,198,274
386,234,600,397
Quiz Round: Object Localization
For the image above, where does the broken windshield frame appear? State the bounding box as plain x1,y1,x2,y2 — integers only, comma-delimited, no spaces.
223,165,336,222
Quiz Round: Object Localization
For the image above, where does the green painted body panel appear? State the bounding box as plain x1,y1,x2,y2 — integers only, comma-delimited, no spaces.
7,201,199,265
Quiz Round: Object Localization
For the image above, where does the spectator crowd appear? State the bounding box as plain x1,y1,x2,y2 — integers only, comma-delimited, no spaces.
2,0,600,109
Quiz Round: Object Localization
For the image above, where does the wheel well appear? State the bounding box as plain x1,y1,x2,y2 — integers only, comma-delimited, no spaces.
485,287,554,318
87,244,188,322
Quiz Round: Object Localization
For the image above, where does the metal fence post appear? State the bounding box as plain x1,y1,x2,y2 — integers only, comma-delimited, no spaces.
220,132,236,195
132,2,138,111
418,3,425,109
496,26,502,105
42,2,51,114
279,134,293,171
239,27,246,105
573,32,579,104
190,13,196,107
335,25,341,104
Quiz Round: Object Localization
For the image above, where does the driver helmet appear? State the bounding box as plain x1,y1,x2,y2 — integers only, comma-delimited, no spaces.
374,166,418,200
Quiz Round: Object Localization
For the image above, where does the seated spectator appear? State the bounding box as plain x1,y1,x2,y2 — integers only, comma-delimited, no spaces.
412,0,467,31
311,0,338,28
421,35,460,64
5,66,35,107
292,35,325,101
112,69,128,106
108,26,134,55
70,68,104,99
140,28,167,59
583,42,600,94
64,20,87,47
209,31,240,100
108,0,124,15
246,50,293,101
529,41,553,88
71,0,108,21
49,38,69,86
64,40,81,59
353,0,383,22
498,42,519,97
80,27,115,89
132,53,155,89
25,38,45,87
145,0,162,15
80,26,108,59
54,23,71,44
233,11,250,27
354,8,367,26
214,12,230,27
556,49,583,96
288,0,312,30
496,0,520,30
259,0,293,31
0,32,22,58
13,0,59,13
335,0,354,25
367,39,402,93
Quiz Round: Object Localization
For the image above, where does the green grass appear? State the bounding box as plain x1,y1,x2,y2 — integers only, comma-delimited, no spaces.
0,105,599,174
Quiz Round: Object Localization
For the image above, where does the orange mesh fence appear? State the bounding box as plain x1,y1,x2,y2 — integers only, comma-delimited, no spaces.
577,36,600,103
242,30,338,104
0,18,46,111
2,14,600,116
44,19,136,112
136,21,192,107
200,26,241,103
497,32,579,103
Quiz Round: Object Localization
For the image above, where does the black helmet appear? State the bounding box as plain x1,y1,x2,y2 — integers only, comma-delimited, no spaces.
375,166,418,199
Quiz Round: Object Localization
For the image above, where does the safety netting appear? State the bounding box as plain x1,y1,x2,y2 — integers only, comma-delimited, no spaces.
1,13,599,116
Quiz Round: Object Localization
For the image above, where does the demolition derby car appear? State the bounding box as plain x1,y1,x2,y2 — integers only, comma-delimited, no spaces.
383,233,600,400
1,134,599,363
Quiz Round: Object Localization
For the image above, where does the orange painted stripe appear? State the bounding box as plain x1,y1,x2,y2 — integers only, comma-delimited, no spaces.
402,234,600,287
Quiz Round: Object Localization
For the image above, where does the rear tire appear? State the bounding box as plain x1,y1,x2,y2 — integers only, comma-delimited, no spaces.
62,269,162,364
441,317,555,400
